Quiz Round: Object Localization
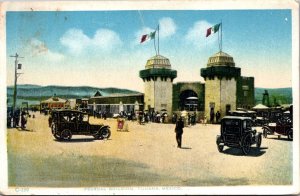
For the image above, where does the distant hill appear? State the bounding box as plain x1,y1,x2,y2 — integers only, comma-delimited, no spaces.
7,84,141,106
255,87,292,105
7,84,292,106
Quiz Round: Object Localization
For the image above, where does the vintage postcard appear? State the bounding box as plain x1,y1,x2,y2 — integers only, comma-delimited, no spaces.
0,0,299,195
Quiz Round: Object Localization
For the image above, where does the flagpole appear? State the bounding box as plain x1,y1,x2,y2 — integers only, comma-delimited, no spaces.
218,26,221,52
153,33,157,55
158,24,160,55
221,21,222,52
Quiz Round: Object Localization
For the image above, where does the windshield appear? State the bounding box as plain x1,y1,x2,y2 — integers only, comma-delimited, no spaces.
222,119,240,133
223,119,240,126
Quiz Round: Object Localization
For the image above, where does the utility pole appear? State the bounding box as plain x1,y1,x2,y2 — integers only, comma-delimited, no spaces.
10,53,24,113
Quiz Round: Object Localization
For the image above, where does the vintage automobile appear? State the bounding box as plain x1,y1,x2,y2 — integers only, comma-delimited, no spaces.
49,109,111,141
216,116,262,155
262,117,293,140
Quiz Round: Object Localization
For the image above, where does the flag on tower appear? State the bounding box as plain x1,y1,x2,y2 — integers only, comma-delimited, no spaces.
140,31,156,43
206,23,221,37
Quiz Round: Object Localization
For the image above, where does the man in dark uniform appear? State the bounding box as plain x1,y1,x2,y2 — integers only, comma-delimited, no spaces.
175,117,184,148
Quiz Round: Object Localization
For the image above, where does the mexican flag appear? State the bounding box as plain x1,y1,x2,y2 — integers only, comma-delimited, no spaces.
140,31,156,43
206,23,221,37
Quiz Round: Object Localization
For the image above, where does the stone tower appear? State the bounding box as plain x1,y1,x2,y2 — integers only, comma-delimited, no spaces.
139,54,177,118
200,51,241,121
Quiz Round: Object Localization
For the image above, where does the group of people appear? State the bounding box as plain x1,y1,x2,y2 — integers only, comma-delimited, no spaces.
7,109,28,129
138,111,168,124
209,110,221,124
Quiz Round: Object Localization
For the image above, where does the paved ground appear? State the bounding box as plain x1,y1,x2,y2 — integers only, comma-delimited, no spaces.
7,112,293,187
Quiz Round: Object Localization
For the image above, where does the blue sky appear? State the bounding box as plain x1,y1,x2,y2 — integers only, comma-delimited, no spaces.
6,10,292,92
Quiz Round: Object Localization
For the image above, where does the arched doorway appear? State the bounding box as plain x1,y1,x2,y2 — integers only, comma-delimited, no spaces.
179,90,198,111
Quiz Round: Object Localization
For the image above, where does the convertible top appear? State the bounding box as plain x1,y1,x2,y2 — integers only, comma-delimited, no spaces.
222,116,252,121
51,109,87,114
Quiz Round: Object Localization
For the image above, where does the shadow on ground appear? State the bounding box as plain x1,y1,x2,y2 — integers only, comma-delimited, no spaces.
8,152,251,187
54,138,96,143
180,147,192,150
222,147,267,157
267,137,292,142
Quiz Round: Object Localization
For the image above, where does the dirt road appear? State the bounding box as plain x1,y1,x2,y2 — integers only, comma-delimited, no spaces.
7,112,292,187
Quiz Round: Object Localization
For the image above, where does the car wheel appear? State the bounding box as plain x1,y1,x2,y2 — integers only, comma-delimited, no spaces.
263,128,268,138
61,129,72,140
51,124,61,140
101,128,111,139
241,135,251,155
256,134,262,148
287,130,293,141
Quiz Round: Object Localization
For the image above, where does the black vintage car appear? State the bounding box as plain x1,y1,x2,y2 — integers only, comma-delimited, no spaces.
216,116,262,155
49,109,111,140
262,116,293,140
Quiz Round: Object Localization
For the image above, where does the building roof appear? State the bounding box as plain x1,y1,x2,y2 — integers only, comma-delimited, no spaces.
145,54,171,69
207,51,235,67
41,96,67,103
90,93,144,99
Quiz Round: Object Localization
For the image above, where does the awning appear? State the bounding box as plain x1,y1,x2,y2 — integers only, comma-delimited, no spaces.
252,104,269,110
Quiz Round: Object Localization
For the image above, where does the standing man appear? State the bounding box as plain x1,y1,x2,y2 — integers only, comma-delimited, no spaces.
216,111,221,124
210,109,215,124
175,117,184,148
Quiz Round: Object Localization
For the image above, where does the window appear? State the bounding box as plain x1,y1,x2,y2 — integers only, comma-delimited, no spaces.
244,91,248,96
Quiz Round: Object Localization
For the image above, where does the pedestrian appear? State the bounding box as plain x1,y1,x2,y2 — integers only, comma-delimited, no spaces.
216,111,221,124
204,115,207,126
210,110,215,124
21,111,27,130
174,117,184,148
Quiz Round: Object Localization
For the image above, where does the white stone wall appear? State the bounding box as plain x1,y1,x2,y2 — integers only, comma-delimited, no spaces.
204,77,221,120
144,80,155,109
154,77,173,116
144,77,173,116
204,76,237,120
220,78,237,117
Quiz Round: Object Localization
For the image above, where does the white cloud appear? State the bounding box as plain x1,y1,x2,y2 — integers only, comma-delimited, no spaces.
28,38,64,62
185,20,219,49
60,29,90,54
60,28,123,55
158,17,177,38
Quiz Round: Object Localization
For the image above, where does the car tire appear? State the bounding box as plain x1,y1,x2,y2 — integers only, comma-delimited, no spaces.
256,134,262,148
51,124,61,140
101,128,111,139
61,129,72,140
241,134,251,155
287,130,293,141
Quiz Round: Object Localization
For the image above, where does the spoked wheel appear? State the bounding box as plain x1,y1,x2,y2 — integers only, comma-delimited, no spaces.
287,130,293,141
51,124,60,140
263,128,268,138
60,129,72,140
256,134,262,148
241,134,251,155
101,128,111,139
